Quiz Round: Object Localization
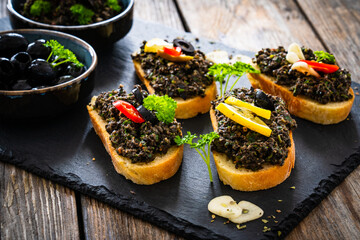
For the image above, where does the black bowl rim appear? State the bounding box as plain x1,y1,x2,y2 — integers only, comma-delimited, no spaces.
7,0,134,30
0,29,98,96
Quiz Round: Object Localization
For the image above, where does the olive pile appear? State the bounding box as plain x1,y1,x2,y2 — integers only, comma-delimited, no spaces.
0,33,86,91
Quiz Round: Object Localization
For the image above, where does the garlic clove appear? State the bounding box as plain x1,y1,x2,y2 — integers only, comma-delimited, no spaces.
228,201,264,224
208,195,242,219
230,54,252,65
286,52,300,64
288,43,305,60
291,61,320,78
205,51,230,64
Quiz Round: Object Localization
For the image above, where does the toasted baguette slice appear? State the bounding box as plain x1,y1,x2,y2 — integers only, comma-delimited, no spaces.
133,59,217,119
210,109,295,191
247,64,355,125
87,96,184,185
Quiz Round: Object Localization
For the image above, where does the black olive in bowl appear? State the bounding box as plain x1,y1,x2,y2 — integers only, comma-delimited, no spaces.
0,29,97,120
7,0,134,47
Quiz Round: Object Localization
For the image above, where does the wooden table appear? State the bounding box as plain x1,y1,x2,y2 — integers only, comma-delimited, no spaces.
1,0,359,239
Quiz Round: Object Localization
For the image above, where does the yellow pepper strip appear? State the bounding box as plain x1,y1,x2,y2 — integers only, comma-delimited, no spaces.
144,38,173,53
225,96,271,120
157,49,194,62
216,103,272,137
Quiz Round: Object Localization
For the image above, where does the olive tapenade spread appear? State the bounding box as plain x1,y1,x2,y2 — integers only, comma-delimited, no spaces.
93,85,182,164
254,47,352,104
131,40,213,100
211,88,297,171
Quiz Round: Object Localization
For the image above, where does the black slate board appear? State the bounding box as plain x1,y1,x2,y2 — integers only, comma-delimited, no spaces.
1,18,360,240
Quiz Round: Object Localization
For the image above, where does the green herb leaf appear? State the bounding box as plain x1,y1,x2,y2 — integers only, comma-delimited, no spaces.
106,0,122,12
29,0,51,17
208,61,260,98
175,131,219,182
44,40,84,68
70,4,94,25
314,51,336,64
143,95,177,124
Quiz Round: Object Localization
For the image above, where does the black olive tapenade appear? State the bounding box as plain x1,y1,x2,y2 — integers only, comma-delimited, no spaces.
93,85,182,164
211,88,297,171
131,40,213,100
254,47,352,104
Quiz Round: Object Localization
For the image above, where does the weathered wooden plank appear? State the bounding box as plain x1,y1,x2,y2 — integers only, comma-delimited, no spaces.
0,162,80,240
80,1,185,239
297,0,360,81
176,0,323,52
81,196,184,240
134,0,185,31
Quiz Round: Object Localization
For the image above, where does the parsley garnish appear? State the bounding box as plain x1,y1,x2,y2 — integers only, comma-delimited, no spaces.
208,62,260,98
29,0,51,17
44,40,84,68
70,4,94,25
175,131,219,182
143,95,177,124
106,0,122,12
314,51,336,64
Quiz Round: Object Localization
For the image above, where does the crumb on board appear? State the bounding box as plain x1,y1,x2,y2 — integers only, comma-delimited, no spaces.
92,158,96,161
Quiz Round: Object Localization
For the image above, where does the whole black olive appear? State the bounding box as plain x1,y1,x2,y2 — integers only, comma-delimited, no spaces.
26,39,51,60
0,33,28,58
131,86,144,104
55,75,74,85
53,61,71,77
66,63,86,78
10,52,32,73
137,105,158,124
0,57,16,85
11,80,32,90
173,39,195,56
27,59,56,86
254,90,274,111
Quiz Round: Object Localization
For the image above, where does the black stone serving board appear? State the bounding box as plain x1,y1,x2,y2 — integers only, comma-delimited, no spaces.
1,18,360,240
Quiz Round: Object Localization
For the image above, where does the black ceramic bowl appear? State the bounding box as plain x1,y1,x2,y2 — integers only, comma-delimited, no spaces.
7,0,134,47
0,29,97,120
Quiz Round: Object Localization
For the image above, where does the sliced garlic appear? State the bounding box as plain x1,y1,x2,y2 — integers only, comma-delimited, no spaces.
288,43,305,60
230,54,252,65
228,201,264,224
286,52,300,64
291,61,320,78
208,196,242,219
205,51,230,64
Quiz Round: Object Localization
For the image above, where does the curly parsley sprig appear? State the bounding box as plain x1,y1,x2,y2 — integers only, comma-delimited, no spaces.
44,40,84,68
314,51,336,64
175,131,219,182
208,62,260,98
143,95,177,124
70,4,94,25
29,0,51,17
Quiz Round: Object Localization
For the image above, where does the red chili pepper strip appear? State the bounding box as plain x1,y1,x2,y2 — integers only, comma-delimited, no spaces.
298,60,339,74
163,46,182,57
113,100,145,123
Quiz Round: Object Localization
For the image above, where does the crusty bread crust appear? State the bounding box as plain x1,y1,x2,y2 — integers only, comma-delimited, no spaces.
210,109,295,191
247,64,355,125
133,59,217,119
87,96,184,185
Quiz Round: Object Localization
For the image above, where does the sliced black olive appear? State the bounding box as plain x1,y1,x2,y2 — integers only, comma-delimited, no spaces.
56,75,75,85
26,39,51,60
11,80,32,90
137,105,158,124
0,33,28,58
254,90,274,111
27,59,56,86
173,39,195,56
10,52,32,73
66,63,86,78
0,57,16,85
132,86,144,104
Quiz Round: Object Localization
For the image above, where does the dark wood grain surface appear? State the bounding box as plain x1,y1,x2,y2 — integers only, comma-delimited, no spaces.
1,0,359,239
